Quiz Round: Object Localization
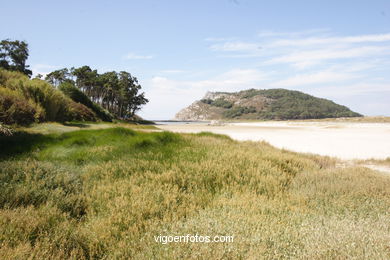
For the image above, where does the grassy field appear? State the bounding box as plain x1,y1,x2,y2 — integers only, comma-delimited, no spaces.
19,121,158,135
0,123,389,259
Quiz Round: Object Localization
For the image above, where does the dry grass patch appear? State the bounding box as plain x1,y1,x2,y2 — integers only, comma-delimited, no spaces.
0,128,389,259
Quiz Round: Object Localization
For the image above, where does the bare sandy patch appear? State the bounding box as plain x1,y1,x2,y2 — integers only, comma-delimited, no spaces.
157,121,390,160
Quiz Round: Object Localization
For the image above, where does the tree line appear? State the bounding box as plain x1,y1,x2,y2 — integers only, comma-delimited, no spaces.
0,39,32,77
44,67,148,119
0,39,148,120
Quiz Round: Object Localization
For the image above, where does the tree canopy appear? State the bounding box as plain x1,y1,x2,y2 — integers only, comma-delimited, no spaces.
0,39,148,124
197,88,362,120
0,39,32,77
46,66,148,119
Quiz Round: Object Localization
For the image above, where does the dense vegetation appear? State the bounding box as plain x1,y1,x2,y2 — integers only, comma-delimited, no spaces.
0,69,99,125
45,66,148,119
201,98,234,109
0,39,32,77
199,89,362,120
249,89,361,120
0,125,389,258
59,82,113,122
222,106,257,118
0,39,148,129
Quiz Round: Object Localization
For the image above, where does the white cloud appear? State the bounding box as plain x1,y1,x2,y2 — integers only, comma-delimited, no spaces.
204,37,236,42
272,70,358,87
150,69,268,92
140,77,204,120
209,41,260,52
160,69,185,74
272,33,390,47
140,69,268,119
267,46,390,69
208,31,390,71
31,64,59,77
191,69,268,90
257,28,331,38
123,53,153,60
311,83,390,97
142,30,390,118
302,83,390,116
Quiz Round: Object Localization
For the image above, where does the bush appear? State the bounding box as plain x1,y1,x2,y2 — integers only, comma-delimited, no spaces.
20,79,70,121
256,89,362,120
223,106,257,118
200,99,213,105
66,101,97,122
0,87,41,125
0,69,25,86
212,98,233,108
0,70,70,121
0,69,100,124
240,88,262,98
201,98,233,109
59,82,113,121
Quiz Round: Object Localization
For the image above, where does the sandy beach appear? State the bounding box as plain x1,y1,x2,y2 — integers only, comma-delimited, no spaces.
157,121,390,160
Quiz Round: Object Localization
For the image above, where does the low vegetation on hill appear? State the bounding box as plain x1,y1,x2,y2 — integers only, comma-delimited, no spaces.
0,69,101,125
45,66,148,120
0,39,149,131
59,82,113,122
0,125,389,259
176,88,362,120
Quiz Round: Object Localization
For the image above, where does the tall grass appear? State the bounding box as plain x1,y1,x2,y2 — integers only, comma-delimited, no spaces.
0,69,98,124
0,127,389,259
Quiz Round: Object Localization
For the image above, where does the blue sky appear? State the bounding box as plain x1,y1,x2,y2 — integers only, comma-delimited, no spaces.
1,0,390,119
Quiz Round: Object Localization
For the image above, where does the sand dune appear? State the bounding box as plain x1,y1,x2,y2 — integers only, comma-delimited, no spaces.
157,121,390,160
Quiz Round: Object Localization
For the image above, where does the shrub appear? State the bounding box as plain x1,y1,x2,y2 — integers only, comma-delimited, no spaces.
0,69,25,86
200,99,213,104
0,69,100,124
256,89,362,120
223,106,256,118
240,88,262,98
0,70,70,122
20,79,69,121
59,82,113,121
201,98,234,109
66,101,97,122
0,87,40,125
212,98,233,108
216,88,363,120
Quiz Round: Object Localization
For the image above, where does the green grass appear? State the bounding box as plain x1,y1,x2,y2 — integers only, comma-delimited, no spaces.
16,121,157,135
0,126,389,259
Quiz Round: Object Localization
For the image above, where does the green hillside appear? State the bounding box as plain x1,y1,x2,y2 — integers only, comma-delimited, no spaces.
176,88,362,120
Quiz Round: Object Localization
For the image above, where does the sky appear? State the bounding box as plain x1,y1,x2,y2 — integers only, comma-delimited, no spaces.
1,0,390,119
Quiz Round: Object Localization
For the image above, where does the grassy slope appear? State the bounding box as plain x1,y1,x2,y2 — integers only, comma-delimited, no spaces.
19,122,157,135
0,124,389,259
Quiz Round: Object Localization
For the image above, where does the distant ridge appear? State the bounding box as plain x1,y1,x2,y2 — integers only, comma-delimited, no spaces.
175,88,362,120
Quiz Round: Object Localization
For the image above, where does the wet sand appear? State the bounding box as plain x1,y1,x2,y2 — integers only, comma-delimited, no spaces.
157,121,390,160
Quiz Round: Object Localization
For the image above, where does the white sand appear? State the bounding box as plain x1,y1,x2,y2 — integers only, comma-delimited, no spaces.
157,121,390,160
